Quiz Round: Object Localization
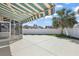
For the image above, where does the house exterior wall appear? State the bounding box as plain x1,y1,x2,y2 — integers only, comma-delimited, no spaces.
0,16,22,47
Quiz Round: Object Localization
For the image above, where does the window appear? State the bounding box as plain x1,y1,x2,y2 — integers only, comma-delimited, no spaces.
0,22,10,39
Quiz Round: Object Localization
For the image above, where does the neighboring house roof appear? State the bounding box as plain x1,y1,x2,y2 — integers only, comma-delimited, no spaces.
0,3,55,23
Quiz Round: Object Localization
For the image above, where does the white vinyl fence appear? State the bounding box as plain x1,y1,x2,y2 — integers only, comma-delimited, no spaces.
23,28,79,38
63,28,79,38
23,28,61,35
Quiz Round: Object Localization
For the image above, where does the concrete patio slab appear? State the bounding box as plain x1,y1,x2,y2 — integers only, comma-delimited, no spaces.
10,35,79,56
10,39,34,53
37,37,79,56
23,35,53,43
12,45,54,56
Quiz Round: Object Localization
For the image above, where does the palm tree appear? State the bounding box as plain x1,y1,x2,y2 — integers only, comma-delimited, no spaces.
52,17,60,28
52,8,77,34
77,9,79,14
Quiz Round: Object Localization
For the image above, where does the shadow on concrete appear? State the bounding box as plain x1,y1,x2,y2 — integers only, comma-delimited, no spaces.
69,39,79,44
0,46,11,56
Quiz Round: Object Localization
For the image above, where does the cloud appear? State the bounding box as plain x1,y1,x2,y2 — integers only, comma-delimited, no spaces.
45,15,53,19
75,14,79,17
55,5,64,11
23,22,33,26
53,13,58,16
74,6,79,12
55,5,63,8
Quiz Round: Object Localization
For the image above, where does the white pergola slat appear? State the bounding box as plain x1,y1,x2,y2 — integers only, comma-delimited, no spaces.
0,3,55,23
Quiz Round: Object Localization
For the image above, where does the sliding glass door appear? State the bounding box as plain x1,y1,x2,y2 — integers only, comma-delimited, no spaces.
0,21,10,46
10,20,22,43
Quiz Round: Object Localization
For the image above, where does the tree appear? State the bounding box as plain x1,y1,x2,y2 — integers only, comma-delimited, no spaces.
52,8,77,34
77,9,79,14
52,17,60,28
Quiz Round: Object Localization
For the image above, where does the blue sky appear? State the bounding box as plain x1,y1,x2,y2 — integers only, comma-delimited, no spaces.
23,15,53,27
23,3,79,27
